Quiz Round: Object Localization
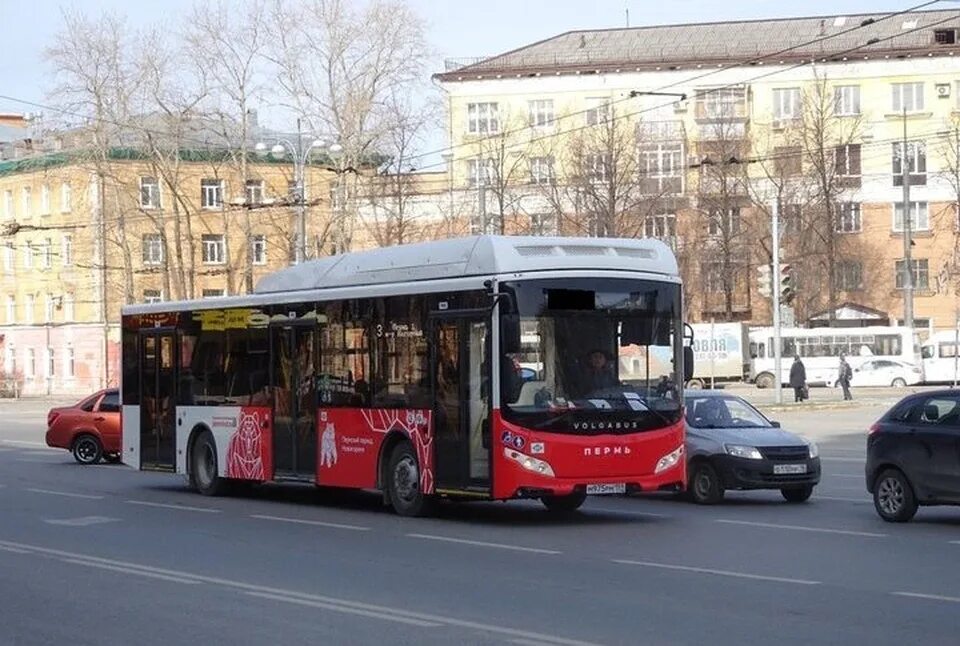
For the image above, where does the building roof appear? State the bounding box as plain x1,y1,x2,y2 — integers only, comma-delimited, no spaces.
254,235,679,294
436,9,960,81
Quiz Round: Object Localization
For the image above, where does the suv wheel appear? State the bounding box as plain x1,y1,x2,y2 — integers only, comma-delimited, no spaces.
873,468,918,522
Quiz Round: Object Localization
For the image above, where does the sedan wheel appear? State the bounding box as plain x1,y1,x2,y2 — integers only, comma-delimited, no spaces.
873,469,918,522
689,462,724,504
891,378,907,388
72,435,103,465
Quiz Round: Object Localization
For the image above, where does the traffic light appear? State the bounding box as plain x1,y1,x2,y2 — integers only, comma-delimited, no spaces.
779,263,795,304
757,264,772,298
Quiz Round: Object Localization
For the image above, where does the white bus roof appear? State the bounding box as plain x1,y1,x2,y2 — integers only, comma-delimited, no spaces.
748,326,914,338
254,235,679,294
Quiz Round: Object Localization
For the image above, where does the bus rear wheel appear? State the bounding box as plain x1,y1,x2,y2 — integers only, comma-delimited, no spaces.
541,491,587,513
386,442,435,517
190,430,228,496
755,372,775,389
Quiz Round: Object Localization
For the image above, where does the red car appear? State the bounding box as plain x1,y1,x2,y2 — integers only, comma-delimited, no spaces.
46,389,122,464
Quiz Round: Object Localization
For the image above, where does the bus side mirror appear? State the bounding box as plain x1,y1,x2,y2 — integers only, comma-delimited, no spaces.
683,346,695,382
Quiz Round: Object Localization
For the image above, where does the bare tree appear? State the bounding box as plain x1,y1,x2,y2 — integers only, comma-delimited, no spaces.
933,115,960,302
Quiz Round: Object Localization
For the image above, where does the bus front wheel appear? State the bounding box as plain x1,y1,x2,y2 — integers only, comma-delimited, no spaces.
386,442,435,517
541,491,587,513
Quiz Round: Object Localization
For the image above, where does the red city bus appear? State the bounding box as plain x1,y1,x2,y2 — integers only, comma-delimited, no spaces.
120,236,691,516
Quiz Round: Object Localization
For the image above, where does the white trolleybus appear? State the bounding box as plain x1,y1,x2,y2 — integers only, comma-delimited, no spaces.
120,236,693,516
749,326,920,388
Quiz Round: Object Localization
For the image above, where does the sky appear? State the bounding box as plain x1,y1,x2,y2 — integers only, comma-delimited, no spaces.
0,0,936,161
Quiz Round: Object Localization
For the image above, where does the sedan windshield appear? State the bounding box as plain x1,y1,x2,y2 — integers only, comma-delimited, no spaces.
685,396,769,429
500,278,683,434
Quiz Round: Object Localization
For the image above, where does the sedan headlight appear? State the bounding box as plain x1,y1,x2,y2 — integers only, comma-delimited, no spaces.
808,442,819,459
504,447,555,477
724,444,763,460
655,445,684,474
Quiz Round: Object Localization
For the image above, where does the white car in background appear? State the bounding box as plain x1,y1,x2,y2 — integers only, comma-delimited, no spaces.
825,359,922,388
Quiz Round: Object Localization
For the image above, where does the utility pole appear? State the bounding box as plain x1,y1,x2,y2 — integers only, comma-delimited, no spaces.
478,157,488,234
772,198,783,405
901,107,915,330
295,118,306,264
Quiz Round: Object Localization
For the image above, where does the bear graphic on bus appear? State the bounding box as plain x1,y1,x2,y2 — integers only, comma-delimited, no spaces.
320,421,337,467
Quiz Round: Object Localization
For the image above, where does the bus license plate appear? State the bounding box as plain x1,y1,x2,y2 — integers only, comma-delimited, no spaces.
586,483,626,495
773,464,807,475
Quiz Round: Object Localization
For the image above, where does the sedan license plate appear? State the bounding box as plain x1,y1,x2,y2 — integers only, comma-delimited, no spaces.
586,483,626,495
773,464,807,475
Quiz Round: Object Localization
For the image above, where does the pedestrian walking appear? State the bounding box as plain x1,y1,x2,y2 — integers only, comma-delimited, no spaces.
789,355,807,403
838,354,853,401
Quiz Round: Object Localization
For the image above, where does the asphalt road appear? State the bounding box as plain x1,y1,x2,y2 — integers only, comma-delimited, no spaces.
1,398,959,645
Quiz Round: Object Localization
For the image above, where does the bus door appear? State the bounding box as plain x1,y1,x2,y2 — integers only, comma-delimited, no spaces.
270,322,318,480
430,313,491,494
139,329,178,471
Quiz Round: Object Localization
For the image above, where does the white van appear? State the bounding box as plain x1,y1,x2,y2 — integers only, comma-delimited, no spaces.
920,330,960,384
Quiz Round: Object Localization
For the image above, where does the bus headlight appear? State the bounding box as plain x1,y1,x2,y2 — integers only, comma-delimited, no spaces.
655,445,684,474
504,448,555,477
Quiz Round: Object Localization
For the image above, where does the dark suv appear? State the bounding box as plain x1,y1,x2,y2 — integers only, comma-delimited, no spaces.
866,389,960,522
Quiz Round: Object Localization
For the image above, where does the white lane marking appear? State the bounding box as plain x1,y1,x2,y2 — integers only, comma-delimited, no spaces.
0,545,29,554
828,474,865,479
893,592,960,604
512,639,564,646
407,533,561,555
61,558,201,584
44,516,119,527
716,519,885,538
613,559,820,585
125,500,221,514
949,541,960,545
588,507,670,519
250,514,369,531
813,495,871,504
820,457,865,463
0,539,598,646
26,488,104,500
245,591,442,627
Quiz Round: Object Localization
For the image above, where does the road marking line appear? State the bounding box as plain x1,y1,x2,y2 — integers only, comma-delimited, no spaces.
613,559,820,585
588,507,670,519
125,500,221,513
26,488,104,500
245,591,443,627
813,495,871,504
407,533,561,555
716,519,885,537
512,639,564,646
948,541,960,545
0,539,597,646
828,474,865,479
44,516,119,527
250,514,368,531
61,558,201,585
893,592,960,604
820,457,865,463
0,545,29,554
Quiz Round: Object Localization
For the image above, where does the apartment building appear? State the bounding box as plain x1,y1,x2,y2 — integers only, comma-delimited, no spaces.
435,9,960,330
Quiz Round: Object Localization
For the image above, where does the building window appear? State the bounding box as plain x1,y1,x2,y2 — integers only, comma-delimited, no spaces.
201,234,226,264
22,240,32,270
708,207,742,236
142,289,163,304
781,203,802,236
702,262,725,293
835,261,863,291
585,97,610,125
3,243,13,274
529,156,555,185
44,295,54,323
46,347,54,378
201,179,224,209
61,234,73,267
142,233,164,265
774,146,802,176
529,213,556,235
893,201,929,232
528,99,554,129
834,85,861,116
585,153,610,183
60,182,71,213
5,295,14,324
935,29,957,45
3,190,13,219
250,234,267,265
896,259,930,290
25,348,35,378
65,347,75,378
643,213,677,240
639,131,684,194
834,144,861,186
41,238,52,269
140,176,161,209
245,179,265,206
25,294,34,325
466,158,494,187
467,102,499,134
64,294,74,322
695,87,746,120
40,184,50,215
772,88,801,121
835,202,862,233
202,288,226,298
21,187,32,217
892,82,924,112
892,142,926,186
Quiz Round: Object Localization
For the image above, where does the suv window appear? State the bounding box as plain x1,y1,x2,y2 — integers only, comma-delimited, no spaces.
98,391,120,413
916,396,960,426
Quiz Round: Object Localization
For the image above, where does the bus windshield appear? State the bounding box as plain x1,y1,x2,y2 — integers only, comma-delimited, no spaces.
499,278,683,434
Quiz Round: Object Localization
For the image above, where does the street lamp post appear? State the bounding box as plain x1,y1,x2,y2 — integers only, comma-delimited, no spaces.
256,119,336,264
